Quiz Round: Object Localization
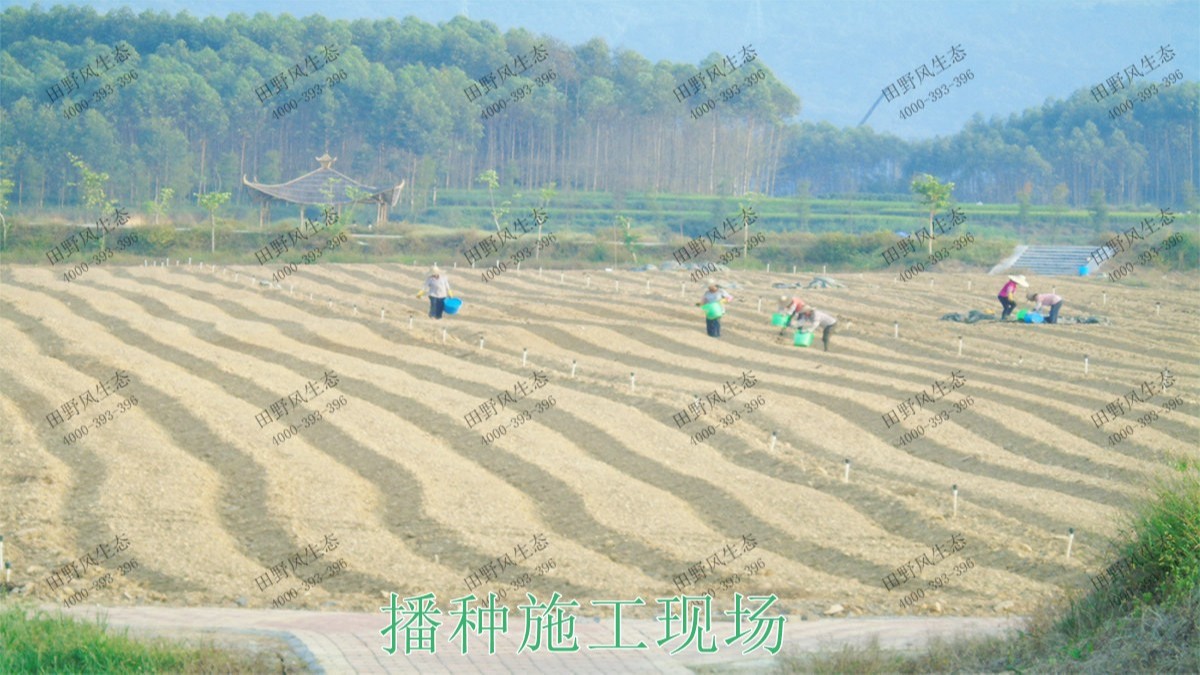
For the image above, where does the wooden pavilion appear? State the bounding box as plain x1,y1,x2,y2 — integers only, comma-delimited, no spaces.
243,153,404,227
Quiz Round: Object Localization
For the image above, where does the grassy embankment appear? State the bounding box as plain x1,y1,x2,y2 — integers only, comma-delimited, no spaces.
1,191,1195,274
0,601,307,673
773,461,1200,673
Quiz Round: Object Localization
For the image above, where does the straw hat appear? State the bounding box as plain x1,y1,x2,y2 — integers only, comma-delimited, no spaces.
706,279,720,289
1008,274,1028,287
429,265,441,276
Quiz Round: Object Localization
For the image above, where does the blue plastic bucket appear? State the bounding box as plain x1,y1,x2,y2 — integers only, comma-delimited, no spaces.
1024,312,1044,324
1078,265,1089,276
443,297,463,315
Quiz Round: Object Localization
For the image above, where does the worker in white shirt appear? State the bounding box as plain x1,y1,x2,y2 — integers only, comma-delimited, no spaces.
795,307,838,352
416,265,453,319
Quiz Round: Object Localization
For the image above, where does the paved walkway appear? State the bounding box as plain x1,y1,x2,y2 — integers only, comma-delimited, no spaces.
58,605,1024,673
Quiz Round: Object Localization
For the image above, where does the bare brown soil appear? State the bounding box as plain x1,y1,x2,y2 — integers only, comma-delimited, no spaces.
1,263,1196,621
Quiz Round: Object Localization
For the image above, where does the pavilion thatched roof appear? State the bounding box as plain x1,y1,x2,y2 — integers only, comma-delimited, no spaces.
243,153,401,206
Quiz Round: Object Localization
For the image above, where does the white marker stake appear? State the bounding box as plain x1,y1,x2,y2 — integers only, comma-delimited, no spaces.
792,265,796,274
958,336,963,356
630,372,636,392
769,431,778,452
586,276,591,288
290,284,295,294
1066,528,1075,559
188,257,192,265
143,260,147,266
453,262,457,269
539,267,543,277
1156,302,1161,316
479,336,485,349
571,360,577,378
894,322,899,339
522,348,528,366
843,459,851,483
1018,355,1023,367
560,272,565,283
408,315,414,329
353,305,358,316
517,262,521,272
1084,355,1089,375
967,280,972,290
309,293,313,300
1051,285,1056,295
757,298,763,313
681,283,686,296
645,279,650,291
1103,292,1107,306
929,277,934,288
952,484,958,518
472,261,476,269
381,309,386,320
615,281,619,293
767,263,771,273
823,265,827,274
442,328,447,345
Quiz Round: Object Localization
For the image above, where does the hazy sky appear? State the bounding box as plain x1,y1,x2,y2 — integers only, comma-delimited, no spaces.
5,0,1197,138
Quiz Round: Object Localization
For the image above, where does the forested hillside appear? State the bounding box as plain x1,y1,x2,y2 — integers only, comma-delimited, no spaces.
1,4,1196,217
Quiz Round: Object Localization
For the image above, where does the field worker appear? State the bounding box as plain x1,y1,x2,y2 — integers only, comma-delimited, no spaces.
997,274,1027,320
696,280,733,338
416,264,453,319
795,307,838,351
1028,291,1064,324
777,295,807,334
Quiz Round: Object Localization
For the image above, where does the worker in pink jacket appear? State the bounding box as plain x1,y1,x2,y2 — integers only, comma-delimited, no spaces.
776,295,807,334
997,274,1027,320
1028,291,1064,324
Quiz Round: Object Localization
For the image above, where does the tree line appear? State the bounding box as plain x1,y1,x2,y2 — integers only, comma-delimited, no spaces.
1,4,1196,220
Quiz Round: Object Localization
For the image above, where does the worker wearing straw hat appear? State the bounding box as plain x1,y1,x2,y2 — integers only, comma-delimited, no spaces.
997,274,1027,320
416,264,453,319
696,280,733,338
777,295,807,334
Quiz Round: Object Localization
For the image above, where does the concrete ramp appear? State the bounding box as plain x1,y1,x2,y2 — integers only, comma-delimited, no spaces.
989,245,1107,276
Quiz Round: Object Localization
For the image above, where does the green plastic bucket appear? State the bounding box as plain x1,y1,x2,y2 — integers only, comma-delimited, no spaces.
770,312,789,327
702,302,725,319
1016,309,1028,320
794,330,814,347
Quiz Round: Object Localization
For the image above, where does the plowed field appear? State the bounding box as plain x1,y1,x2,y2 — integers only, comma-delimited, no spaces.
2,262,1196,619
